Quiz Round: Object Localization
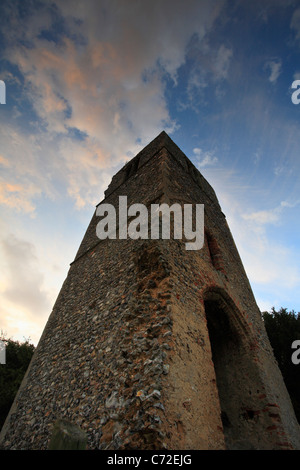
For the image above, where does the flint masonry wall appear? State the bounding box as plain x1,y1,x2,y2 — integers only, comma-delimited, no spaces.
0,131,299,450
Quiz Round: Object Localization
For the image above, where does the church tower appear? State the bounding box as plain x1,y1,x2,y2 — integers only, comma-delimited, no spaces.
1,131,299,450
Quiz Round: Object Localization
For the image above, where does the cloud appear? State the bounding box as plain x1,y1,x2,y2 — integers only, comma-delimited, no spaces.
241,200,300,226
214,44,233,81
0,155,10,167
0,181,38,215
0,121,58,215
242,208,279,225
265,59,282,83
184,40,233,109
0,234,51,317
0,0,226,211
290,7,300,40
231,210,300,293
194,148,218,168
54,0,224,83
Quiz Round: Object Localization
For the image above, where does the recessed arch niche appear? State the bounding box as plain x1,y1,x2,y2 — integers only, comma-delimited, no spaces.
203,288,270,450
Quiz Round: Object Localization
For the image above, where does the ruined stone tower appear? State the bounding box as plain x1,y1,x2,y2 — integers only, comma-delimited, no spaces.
1,131,299,450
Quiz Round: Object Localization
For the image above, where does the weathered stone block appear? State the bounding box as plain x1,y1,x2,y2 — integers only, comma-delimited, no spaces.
48,420,87,450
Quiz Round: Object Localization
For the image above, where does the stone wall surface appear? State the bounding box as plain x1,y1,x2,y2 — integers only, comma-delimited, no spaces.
0,131,299,450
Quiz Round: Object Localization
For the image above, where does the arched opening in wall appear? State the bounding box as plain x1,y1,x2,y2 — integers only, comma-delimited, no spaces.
204,289,267,450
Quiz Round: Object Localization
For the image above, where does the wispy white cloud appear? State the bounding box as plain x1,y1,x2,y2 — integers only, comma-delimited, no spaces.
184,40,233,108
214,44,233,81
194,148,218,168
290,7,300,40
0,233,55,343
265,59,282,83
242,200,300,225
0,234,51,314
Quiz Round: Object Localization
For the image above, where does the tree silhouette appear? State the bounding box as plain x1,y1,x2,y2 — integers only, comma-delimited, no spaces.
0,335,35,430
263,308,300,423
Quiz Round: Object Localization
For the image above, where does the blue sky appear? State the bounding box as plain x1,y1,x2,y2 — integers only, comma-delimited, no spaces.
0,0,300,345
